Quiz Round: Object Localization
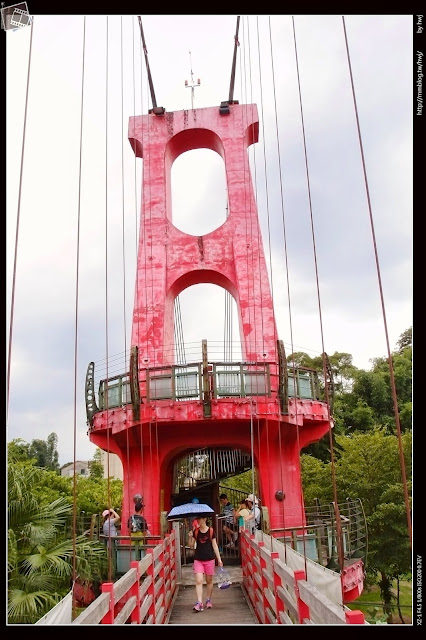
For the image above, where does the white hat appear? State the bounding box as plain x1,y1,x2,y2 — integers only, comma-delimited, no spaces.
102,509,110,517
247,494,259,505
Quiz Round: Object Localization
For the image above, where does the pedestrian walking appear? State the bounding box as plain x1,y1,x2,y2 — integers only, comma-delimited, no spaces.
187,515,223,612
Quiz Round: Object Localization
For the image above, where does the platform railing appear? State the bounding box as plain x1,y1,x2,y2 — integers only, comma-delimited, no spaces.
268,499,367,570
94,361,320,410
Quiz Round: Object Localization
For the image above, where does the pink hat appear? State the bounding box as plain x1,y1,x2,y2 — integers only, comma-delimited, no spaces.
102,509,110,517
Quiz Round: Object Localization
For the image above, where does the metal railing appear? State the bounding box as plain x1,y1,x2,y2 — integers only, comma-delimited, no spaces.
269,498,367,570
93,361,321,411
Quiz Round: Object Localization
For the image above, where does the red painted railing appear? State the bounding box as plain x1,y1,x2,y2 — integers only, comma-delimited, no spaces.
72,527,366,625
240,531,367,625
72,530,177,625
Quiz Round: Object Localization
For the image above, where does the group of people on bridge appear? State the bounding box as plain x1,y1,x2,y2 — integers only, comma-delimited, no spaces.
101,491,261,613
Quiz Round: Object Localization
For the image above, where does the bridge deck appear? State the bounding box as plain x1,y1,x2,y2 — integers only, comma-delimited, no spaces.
167,566,258,625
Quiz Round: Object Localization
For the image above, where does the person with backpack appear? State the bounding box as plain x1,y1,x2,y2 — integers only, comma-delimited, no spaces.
187,515,223,612
127,499,150,545
219,493,237,548
246,495,261,534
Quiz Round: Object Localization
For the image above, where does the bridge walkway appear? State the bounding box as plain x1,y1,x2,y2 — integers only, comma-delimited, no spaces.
166,566,258,625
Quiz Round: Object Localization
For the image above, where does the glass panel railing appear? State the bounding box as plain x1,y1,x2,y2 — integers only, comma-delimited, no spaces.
175,372,199,398
99,377,131,409
244,372,268,395
287,371,315,400
149,375,173,400
299,374,312,398
216,371,241,396
107,384,121,407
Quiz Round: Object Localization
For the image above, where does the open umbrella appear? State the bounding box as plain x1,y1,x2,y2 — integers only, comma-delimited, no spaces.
167,502,214,520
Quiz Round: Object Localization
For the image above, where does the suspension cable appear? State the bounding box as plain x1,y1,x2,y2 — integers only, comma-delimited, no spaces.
120,16,129,372
267,15,292,557
140,24,156,531
238,16,257,508
71,16,86,612
342,16,412,546
120,15,133,569
7,18,34,420
243,17,260,361
256,16,276,361
104,16,113,582
137,16,164,114
254,15,274,522
238,18,248,362
292,15,341,581
228,15,241,103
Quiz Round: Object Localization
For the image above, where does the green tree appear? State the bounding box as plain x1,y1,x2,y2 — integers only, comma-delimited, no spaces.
89,447,104,481
27,432,61,472
396,326,412,351
220,469,256,495
312,351,358,393
75,476,123,516
300,454,333,506
286,351,316,369
327,329,412,437
28,439,48,468
8,459,108,624
8,438,31,461
9,440,123,524
333,394,376,433
334,429,412,621
46,432,60,472
31,468,73,507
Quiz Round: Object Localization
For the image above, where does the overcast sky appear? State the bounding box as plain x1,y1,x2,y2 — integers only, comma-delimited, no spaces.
6,14,413,466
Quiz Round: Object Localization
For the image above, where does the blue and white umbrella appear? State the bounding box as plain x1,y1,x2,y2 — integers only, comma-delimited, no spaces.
167,502,214,520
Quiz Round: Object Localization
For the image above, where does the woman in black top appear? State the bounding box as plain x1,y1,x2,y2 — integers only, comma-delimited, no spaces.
188,515,223,611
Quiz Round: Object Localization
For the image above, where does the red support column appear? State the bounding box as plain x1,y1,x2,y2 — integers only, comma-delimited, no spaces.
294,569,310,624
158,540,167,620
345,610,366,624
100,582,115,624
130,560,141,624
258,542,269,624
146,548,156,624
270,551,283,623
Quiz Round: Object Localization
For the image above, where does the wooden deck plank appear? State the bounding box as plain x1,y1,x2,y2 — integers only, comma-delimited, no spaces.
167,583,258,625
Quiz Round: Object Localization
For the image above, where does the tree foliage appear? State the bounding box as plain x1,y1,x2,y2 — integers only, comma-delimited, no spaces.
13,432,61,473
89,447,104,481
396,327,412,352
300,328,412,618
336,333,411,435
29,433,59,473
300,454,333,506
220,469,257,496
8,458,108,624
75,476,123,516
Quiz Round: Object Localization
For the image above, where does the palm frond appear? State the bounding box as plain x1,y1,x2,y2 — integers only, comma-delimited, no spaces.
8,588,60,625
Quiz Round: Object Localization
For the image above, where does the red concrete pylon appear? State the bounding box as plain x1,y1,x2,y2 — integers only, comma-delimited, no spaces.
90,104,330,538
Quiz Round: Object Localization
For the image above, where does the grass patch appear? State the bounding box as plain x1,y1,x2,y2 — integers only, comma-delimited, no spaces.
347,578,412,624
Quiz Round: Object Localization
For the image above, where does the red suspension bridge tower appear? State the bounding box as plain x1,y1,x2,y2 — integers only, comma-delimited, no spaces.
86,100,333,539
